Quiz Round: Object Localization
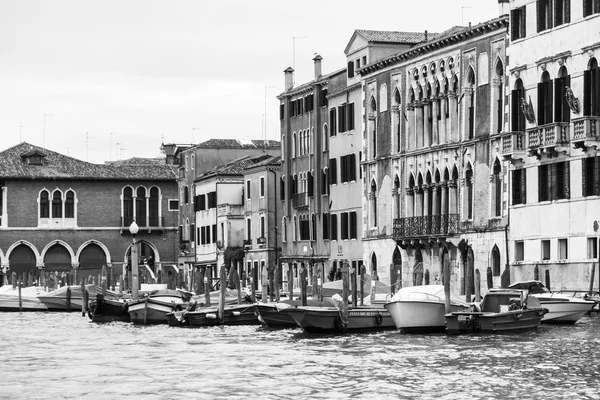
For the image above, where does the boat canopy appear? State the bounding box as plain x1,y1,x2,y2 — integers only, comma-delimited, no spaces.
508,280,550,294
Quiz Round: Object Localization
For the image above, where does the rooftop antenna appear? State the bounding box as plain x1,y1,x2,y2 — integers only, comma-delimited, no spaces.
192,127,201,144
43,114,54,147
115,142,121,160
292,36,307,85
264,85,275,145
462,6,472,26
19,120,23,142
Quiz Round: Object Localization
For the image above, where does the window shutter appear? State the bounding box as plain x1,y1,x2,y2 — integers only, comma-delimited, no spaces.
538,165,546,201
596,0,600,14
350,212,357,239
594,68,600,116
522,6,527,36
537,82,544,124
511,90,519,131
280,104,285,120
554,79,561,123
521,169,527,204
511,10,518,39
308,172,314,197
584,69,591,116
537,0,542,32
564,161,570,199
330,108,336,135
594,157,600,195
565,0,570,23
550,163,557,201
547,80,554,124
347,61,354,78
564,75,571,122
582,158,589,197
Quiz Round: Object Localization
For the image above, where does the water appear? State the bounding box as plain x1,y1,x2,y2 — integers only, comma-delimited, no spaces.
1,312,600,400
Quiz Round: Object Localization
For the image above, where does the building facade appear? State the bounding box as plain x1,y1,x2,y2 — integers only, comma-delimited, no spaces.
501,0,600,289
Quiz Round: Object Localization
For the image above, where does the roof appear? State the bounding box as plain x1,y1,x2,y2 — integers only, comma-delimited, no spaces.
198,154,274,179
244,155,282,170
277,67,346,98
196,138,280,149
0,142,177,181
355,30,435,44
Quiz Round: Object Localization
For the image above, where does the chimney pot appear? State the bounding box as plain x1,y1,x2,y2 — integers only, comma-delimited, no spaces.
313,54,322,79
284,67,294,91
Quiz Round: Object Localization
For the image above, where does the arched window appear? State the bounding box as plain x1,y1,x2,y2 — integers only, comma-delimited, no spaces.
370,179,378,227
149,187,159,226
292,132,297,158
426,171,433,220
467,67,476,139
370,96,377,158
538,71,553,125
394,89,402,152
123,187,133,226
555,65,570,123
584,57,600,117
394,175,401,219
136,187,147,226
417,173,424,216
293,216,298,241
495,59,504,133
40,190,50,218
512,78,526,131
492,245,501,276
409,88,415,103
282,217,287,242
281,134,286,160
492,159,502,217
465,164,473,220
183,186,189,204
65,190,75,218
323,124,328,151
52,190,62,218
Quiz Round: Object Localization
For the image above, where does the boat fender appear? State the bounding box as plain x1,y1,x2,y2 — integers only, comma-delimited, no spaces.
375,312,383,326
206,313,217,319
232,311,241,316
334,316,346,333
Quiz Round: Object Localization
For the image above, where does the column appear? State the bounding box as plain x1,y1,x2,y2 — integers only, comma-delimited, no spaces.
415,103,423,149
440,94,448,144
432,97,439,145
391,105,400,153
407,105,415,150
423,100,431,147
406,188,415,218
448,92,458,142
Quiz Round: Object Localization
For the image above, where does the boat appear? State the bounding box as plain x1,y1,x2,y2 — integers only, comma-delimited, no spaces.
255,297,337,329
168,302,260,327
384,285,470,333
88,293,131,323
0,285,49,311
445,288,547,334
286,303,394,333
128,289,193,325
37,285,115,311
508,281,596,324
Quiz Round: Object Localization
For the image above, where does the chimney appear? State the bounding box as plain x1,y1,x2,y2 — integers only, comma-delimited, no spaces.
284,67,294,91
424,30,428,41
313,54,323,79
497,0,509,16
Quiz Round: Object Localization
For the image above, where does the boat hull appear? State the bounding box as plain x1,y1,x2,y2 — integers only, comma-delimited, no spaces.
0,294,49,311
254,304,297,328
180,304,260,327
536,297,596,324
89,295,130,323
446,308,545,334
128,298,181,325
287,306,394,333
385,300,468,333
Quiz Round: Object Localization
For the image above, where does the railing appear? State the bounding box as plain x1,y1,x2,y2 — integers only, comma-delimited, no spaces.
122,216,164,229
393,214,459,239
501,131,525,153
366,227,387,238
292,192,308,208
572,116,600,141
217,204,244,217
526,122,570,149
243,239,252,247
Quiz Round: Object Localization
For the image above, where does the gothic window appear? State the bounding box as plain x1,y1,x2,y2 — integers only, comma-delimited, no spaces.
65,190,75,218
495,60,504,134
370,97,377,158
584,58,600,117
40,190,50,218
492,159,502,217
512,78,526,131
394,175,401,219
465,164,473,219
149,187,159,226
136,187,147,226
538,71,553,125
555,66,570,123
370,180,378,227
467,67,476,139
52,190,62,218
123,187,133,226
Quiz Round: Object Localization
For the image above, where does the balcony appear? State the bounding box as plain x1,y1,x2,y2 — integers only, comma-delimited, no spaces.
366,227,387,238
500,131,526,163
292,192,308,209
243,239,252,248
393,214,459,240
526,122,570,159
121,216,164,231
217,204,244,217
571,116,600,151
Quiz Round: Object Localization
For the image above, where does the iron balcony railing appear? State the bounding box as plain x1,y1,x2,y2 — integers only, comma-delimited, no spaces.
121,216,164,229
393,214,459,239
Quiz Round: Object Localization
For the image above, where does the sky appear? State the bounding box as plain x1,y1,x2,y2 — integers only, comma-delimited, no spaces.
0,0,500,164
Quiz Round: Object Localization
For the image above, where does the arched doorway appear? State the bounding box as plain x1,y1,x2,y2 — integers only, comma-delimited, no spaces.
491,245,501,277
413,249,423,286
371,253,378,280
127,242,156,284
79,243,107,284
9,244,37,282
392,247,402,292
44,244,72,285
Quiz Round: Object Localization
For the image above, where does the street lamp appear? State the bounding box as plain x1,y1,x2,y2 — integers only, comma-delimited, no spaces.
129,221,140,300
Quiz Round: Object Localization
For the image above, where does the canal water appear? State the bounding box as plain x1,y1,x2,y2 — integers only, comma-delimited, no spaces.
1,312,599,400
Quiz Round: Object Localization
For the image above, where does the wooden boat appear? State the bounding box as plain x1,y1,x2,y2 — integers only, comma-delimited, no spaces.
445,288,547,334
168,302,259,327
508,281,596,324
255,297,337,328
0,285,49,311
384,285,470,333
128,289,193,325
88,293,131,323
286,304,395,333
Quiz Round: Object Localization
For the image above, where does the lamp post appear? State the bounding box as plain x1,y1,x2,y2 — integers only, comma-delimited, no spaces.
129,221,140,300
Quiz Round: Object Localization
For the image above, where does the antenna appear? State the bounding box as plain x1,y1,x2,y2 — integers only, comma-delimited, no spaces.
19,120,23,142
292,36,307,84
115,142,121,160
461,6,472,26
264,85,275,143
192,127,201,144
43,114,54,147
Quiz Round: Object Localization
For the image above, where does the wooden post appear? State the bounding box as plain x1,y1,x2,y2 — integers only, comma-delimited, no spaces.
204,275,211,307
487,267,493,289
311,262,317,299
11,272,16,290
341,263,349,331
351,264,357,307
287,264,293,301
274,264,280,302
66,287,72,312
219,266,226,323
81,279,87,317
444,255,451,314
300,264,307,307
268,265,275,302
249,264,256,303
589,262,596,295
545,270,551,291
83,287,89,317
360,265,366,306
316,264,323,306
232,269,241,305
18,279,22,311
474,269,481,302
101,265,107,297
261,265,269,303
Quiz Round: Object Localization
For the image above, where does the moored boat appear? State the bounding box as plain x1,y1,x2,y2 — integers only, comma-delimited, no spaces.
508,281,596,324
255,297,337,328
169,303,259,327
384,285,470,333
0,285,49,311
88,293,131,323
286,304,394,333
37,285,113,311
128,289,192,325
445,288,547,334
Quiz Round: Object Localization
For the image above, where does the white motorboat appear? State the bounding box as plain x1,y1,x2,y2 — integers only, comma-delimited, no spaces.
509,281,596,324
384,285,470,333
0,284,49,311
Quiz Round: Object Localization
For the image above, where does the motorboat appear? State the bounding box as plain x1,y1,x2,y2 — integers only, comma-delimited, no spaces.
508,281,596,324
38,285,114,311
168,302,259,327
255,297,337,329
0,284,49,311
128,289,193,325
384,285,470,333
445,288,547,334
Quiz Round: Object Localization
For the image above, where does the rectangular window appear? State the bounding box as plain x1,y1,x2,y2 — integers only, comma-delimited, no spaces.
280,177,285,201
329,158,337,185
362,56,367,65
319,89,328,108
260,177,265,197
558,238,568,260
208,192,217,209
554,0,570,26
338,105,347,133
350,211,357,239
329,108,337,136
197,227,200,246
512,168,527,205
331,214,338,241
246,180,251,200
588,237,598,259
201,226,206,245
541,239,551,260
260,216,265,238
584,0,600,17
539,164,550,201
246,219,252,240
212,224,217,244
347,61,354,78
168,199,179,211
537,0,552,32
346,103,355,130
539,161,570,202
355,59,360,70
280,103,285,120
582,156,600,197
323,213,330,240
190,223,195,243
359,152,362,179
515,241,525,261
341,212,349,240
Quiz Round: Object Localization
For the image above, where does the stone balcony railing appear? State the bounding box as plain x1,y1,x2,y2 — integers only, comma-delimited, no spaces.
526,122,570,158
500,131,526,163
571,116,600,150
292,192,308,209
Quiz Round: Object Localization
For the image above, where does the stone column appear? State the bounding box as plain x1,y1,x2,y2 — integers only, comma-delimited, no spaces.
391,105,400,153
448,180,458,215
440,94,448,144
432,97,439,145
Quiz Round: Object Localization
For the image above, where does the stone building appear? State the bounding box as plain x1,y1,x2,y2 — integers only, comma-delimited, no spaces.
500,0,600,289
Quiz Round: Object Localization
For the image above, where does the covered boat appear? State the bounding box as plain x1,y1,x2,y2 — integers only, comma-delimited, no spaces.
168,302,259,327
128,289,193,325
255,297,337,329
384,285,470,333
286,304,394,333
0,285,49,311
445,288,547,334
508,281,596,324
38,285,114,311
